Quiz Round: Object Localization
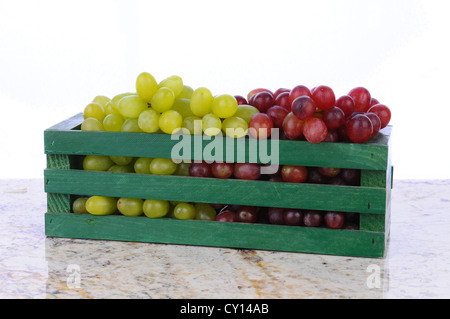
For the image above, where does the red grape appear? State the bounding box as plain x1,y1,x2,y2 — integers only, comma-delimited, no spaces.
335,95,355,118
289,85,312,105
234,163,261,180
274,91,291,111
340,169,361,186
322,106,346,131
328,176,346,185
281,165,308,183
250,91,275,113
318,167,341,178
266,105,289,128
324,212,345,229
236,206,258,223
348,87,371,112
215,210,237,222
311,85,336,111
211,162,234,179
365,112,381,137
282,112,305,140
346,114,373,144
336,125,350,142
273,88,291,99
369,97,380,107
283,209,304,226
249,113,274,139
367,104,391,129
189,161,213,177
247,88,273,102
324,130,340,143
347,111,365,120
234,95,248,105
268,207,285,225
304,211,324,227
307,167,330,184
291,96,317,120
303,117,328,144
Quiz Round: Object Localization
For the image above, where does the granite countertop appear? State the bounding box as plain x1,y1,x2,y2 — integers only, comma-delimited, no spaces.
1,178,449,299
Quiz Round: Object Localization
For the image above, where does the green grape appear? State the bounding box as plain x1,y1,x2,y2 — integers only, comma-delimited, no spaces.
159,110,182,134
84,102,105,121
81,117,104,131
173,161,191,176
104,101,121,116
111,92,135,108
202,113,222,136
212,94,238,119
177,85,194,99
234,105,260,123
222,116,248,138
108,164,135,173
172,98,194,118
121,118,144,132
182,115,202,135
73,197,89,214
190,87,213,117
117,197,144,217
92,95,111,108
195,203,216,221
143,199,170,218
110,156,133,165
136,72,158,102
86,196,117,216
138,108,160,133
134,157,153,174
149,158,177,175
174,202,196,220
103,113,125,132
83,155,115,171
151,87,175,113
159,75,183,97
118,94,148,118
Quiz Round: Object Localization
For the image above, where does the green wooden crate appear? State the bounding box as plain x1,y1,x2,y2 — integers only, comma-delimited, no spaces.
44,113,393,258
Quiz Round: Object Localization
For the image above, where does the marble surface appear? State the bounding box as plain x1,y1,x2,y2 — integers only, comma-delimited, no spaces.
1,178,450,299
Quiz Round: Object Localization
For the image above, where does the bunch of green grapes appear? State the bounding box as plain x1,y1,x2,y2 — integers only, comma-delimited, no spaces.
82,155,191,176
80,71,257,139
74,195,216,221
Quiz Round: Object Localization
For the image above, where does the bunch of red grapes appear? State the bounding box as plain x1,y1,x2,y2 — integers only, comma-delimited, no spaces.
236,85,391,144
212,204,358,230
190,161,360,185
190,161,361,230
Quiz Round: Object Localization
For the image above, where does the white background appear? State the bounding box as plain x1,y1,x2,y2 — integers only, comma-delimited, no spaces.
0,0,449,179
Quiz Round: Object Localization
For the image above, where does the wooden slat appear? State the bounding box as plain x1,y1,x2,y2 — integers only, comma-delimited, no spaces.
44,113,391,170
45,213,385,258
45,113,84,131
44,169,387,214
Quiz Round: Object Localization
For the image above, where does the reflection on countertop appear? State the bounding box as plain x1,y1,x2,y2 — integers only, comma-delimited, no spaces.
1,179,449,299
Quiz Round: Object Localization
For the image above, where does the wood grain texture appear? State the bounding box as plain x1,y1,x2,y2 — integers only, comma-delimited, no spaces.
46,193,70,213
45,213,385,258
